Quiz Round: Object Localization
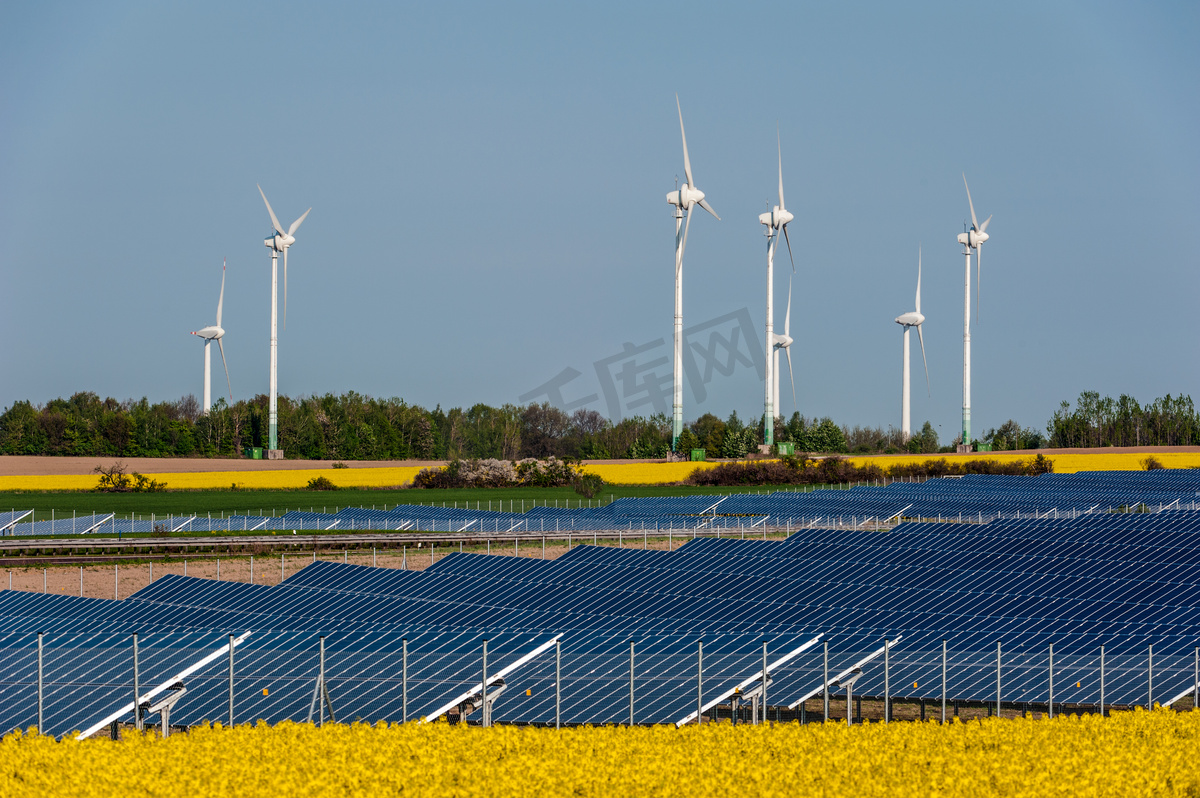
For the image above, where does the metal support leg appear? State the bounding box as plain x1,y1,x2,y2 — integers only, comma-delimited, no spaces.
37,633,43,733
823,641,830,722
228,633,235,726
697,640,703,725
883,637,890,724
555,638,561,729
133,633,141,731
941,639,947,724
402,638,408,723
481,639,489,728
1100,645,1105,716
1148,643,1154,709
1048,642,1054,719
996,640,1002,717
629,640,636,726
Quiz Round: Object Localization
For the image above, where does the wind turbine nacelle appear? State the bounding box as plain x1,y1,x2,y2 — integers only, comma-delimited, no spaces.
772,333,793,348
265,233,295,251
760,207,794,228
667,186,705,209
192,325,224,340
958,230,988,248
895,312,924,327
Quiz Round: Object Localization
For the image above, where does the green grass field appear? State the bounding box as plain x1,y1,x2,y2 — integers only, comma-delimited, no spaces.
0,483,840,523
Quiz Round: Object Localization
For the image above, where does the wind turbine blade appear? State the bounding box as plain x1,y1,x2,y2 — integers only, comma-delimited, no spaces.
283,248,288,331
782,225,795,272
962,173,979,231
697,198,720,220
980,214,992,233
917,324,930,397
217,338,232,404
777,127,785,210
288,207,311,236
915,245,921,314
785,345,796,412
257,184,285,236
216,259,225,327
676,94,694,189
975,244,981,322
679,207,693,263
784,274,792,337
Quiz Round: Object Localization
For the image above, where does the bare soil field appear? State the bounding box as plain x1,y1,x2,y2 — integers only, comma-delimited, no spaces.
1,539,686,600
0,456,675,477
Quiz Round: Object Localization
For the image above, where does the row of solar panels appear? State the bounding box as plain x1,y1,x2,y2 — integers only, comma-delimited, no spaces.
5,505,1200,735
7,470,1200,537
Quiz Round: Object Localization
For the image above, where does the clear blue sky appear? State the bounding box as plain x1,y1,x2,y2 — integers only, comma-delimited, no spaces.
2,1,1197,442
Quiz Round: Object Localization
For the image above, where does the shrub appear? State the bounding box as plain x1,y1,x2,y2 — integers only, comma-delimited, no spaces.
1027,453,1054,475
573,472,605,499
412,457,586,489
332,462,348,469
1142,455,1165,470
94,462,167,492
306,476,339,490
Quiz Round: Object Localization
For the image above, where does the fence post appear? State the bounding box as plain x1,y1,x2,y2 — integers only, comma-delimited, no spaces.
228,633,235,727
1099,645,1106,716
133,633,141,731
42,569,46,593
629,640,635,726
37,632,43,733
555,638,561,730
402,638,408,723
823,641,830,722
250,556,254,584
697,640,704,725
115,565,118,599
996,641,1002,717
281,553,285,583
1194,646,1198,712
79,567,83,597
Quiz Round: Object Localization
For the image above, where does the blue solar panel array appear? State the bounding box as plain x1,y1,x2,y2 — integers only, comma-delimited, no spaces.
3,471,1200,737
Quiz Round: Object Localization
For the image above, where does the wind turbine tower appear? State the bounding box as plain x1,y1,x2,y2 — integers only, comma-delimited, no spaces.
956,174,991,450
191,260,232,414
665,95,720,451
894,248,929,441
258,185,311,459
758,131,795,446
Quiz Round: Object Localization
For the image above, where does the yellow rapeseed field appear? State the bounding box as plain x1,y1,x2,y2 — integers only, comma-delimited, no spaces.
3,710,1198,796
846,450,1200,474
5,451,1200,491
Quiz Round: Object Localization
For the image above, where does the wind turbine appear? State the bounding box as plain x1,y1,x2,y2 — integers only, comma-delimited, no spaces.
894,247,929,441
191,260,232,415
665,95,720,452
758,130,795,446
956,174,990,449
258,185,311,457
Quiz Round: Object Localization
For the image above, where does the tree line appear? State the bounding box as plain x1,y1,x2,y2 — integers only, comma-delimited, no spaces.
0,389,1194,460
